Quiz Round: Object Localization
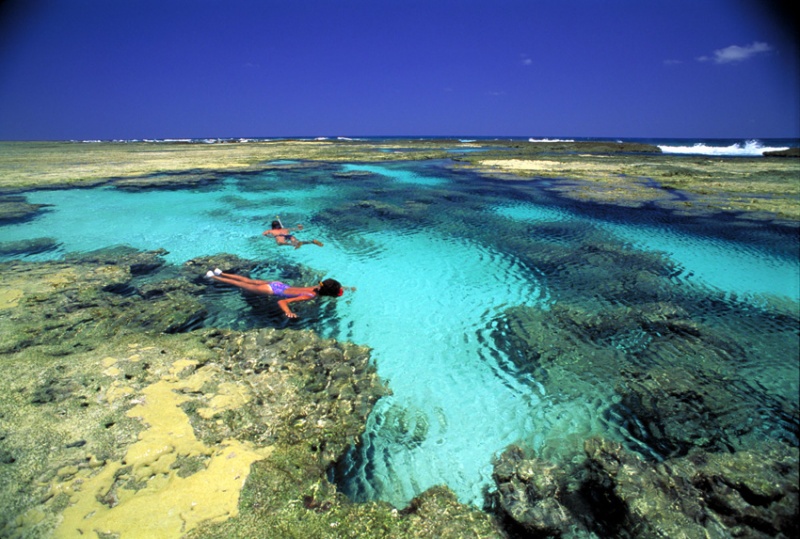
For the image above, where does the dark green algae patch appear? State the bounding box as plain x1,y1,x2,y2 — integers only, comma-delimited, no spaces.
0,248,501,538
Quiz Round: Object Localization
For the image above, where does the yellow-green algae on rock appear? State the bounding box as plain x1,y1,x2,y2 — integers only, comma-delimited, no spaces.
470,153,800,222
0,140,451,191
53,362,273,538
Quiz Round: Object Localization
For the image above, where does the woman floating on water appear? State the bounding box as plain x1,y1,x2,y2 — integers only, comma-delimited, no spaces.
263,220,323,249
205,268,350,318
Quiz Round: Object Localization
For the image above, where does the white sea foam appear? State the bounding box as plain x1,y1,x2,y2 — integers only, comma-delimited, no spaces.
659,139,789,157
528,137,575,143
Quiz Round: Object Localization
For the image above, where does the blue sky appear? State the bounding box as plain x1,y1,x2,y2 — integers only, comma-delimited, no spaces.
1,0,797,140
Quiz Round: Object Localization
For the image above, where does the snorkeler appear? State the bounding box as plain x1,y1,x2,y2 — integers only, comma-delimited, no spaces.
205,268,352,318
263,220,323,249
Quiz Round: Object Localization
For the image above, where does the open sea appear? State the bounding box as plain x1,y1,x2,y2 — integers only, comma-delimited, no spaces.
87,135,800,157
1,137,798,509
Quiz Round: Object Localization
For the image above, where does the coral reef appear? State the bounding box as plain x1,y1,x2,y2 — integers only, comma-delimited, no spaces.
492,439,798,538
0,248,500,538
1,141,797,537
487,220,799,537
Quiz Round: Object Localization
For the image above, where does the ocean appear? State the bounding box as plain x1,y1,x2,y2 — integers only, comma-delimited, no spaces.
1,138,798,513
72,136,800,157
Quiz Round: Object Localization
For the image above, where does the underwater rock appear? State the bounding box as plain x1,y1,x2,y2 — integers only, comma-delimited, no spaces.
375,402,430,449
0,237,59,257
138,277,205,299
527,239,678,306
111,171,223,191
331,170,381,179
182,253,261,279
610,365,757,458
0,195,50,224
501,303,629,383
0,253,207,355
491,438,799,538
65,245,167,275
500,294,799,459
316,198,429,235
492,446,580,537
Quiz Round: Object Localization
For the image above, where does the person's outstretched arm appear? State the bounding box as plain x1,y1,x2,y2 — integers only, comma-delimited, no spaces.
277,295,315,318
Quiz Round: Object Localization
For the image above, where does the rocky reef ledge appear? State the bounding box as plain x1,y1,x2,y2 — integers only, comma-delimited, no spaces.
0,248,499,538
492,439,798,538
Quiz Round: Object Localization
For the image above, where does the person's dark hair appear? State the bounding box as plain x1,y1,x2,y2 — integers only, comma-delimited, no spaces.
317,278,343,297
271,220,281,229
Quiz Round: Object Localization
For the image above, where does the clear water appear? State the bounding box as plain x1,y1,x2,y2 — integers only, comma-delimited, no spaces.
493,202,800,302
2,160,798,508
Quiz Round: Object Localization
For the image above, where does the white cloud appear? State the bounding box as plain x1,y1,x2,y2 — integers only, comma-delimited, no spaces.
698,41,772,64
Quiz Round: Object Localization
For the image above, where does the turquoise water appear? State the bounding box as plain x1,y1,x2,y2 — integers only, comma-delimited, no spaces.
493,202,800,302
2,161,798,507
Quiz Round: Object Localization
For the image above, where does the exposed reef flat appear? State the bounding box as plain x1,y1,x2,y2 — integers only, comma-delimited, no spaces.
0,140,455,191
0,140,660,191
2,139,798,224
467,153,800,223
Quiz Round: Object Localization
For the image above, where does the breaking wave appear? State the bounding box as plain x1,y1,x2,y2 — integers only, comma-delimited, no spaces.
658,139,789,157
529,137,576,143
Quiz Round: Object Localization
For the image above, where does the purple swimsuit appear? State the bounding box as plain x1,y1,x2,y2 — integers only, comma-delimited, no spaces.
269,281,313,298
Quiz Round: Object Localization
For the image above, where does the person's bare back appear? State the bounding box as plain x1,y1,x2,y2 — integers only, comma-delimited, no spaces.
263,220,323,249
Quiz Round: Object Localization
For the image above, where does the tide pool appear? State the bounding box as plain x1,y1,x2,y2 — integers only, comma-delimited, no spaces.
2,161,798,509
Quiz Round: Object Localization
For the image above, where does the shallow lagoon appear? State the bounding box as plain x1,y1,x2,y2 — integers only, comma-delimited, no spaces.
2,159,800,506
1,158,798,513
